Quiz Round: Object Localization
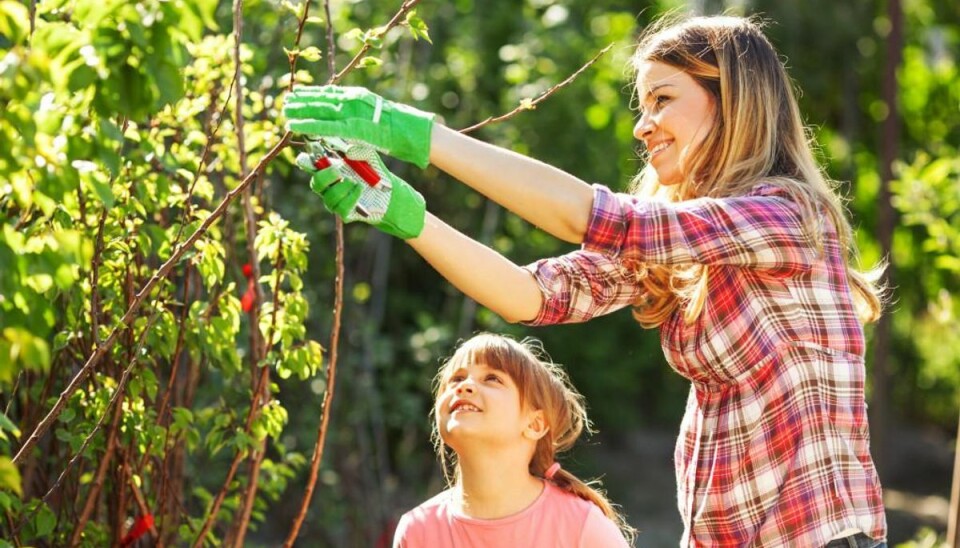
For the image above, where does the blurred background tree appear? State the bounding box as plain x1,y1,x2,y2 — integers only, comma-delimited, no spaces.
1,0,957,546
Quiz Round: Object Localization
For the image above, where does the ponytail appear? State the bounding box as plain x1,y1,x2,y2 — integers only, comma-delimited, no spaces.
539,463,637,545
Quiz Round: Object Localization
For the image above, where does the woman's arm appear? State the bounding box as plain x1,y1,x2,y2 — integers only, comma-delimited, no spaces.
407,212,544,324
429,124,595,244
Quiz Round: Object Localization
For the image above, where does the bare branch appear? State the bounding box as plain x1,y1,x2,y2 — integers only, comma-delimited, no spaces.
323,0,336,79
283,217,344,547
331,0,422,84
460,43,613,134
286,0,313,92
190,361,272,547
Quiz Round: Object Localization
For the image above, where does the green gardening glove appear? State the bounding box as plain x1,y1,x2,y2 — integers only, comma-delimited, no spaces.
296,138,426,239
284,86,436,169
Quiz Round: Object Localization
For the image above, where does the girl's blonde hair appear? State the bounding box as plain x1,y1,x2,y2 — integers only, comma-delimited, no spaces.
431,333,636,544
629,14,885,327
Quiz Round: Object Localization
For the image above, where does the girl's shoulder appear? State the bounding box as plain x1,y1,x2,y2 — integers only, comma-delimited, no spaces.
393,489,455,545
402,488,455,520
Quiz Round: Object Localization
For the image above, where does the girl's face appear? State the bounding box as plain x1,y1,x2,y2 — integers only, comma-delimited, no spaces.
634,61,716,186
435,361,539,451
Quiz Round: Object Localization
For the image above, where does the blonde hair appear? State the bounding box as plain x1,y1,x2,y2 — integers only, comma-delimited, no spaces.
629,14,885,327
431,333,636,544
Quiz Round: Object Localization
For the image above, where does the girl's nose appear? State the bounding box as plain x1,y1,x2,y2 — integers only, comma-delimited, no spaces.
455,378,475,394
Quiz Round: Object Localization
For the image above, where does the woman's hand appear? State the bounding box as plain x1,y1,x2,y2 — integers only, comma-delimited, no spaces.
284,86,436,169
296,139,426,240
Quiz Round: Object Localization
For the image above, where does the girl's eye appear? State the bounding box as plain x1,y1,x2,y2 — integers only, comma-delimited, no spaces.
654,95,669,107
486,374,502,383
448,375,464,384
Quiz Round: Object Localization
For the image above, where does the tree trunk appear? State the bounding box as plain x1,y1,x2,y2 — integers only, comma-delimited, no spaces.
948,408,960,546
871,0,902,476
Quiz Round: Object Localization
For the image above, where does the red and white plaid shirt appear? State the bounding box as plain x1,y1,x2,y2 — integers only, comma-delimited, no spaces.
523,184,886,547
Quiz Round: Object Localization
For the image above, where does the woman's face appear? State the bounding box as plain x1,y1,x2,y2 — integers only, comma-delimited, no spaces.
634,61,716,186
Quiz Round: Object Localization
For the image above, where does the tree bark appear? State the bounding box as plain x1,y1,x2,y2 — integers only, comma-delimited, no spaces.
871,0,902,476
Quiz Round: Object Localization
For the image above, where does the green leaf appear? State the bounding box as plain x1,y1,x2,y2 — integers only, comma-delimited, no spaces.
0,457,21,496
405,11,432,44
357,56,383,69
934,254,960,272
0,1,29,46
88,175,115,208
299,46,322,62
281,0,301,15
33,501,55,536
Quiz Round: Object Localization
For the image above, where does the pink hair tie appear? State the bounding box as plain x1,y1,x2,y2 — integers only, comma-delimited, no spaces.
544,462,561,480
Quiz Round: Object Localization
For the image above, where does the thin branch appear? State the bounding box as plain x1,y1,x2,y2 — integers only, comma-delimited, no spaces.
13,311,158,544
192,227,284,547
331,0,421,84
230,241,286,547
173,76,238,246
28,0,37,37
459,43,613,134
11,131,292,467
323,0,335,79
283,216,344,547
190,362,272,547
124,461,159,543
89,207,108,353
286,0,313,92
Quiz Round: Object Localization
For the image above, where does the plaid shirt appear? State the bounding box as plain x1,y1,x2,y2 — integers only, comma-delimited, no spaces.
523,184,886,547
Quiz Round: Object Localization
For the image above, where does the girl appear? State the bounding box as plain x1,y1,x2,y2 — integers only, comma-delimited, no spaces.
393,333,633,547
285,14,887,548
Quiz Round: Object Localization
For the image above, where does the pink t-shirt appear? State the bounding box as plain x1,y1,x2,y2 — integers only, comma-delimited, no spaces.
393,482,630,547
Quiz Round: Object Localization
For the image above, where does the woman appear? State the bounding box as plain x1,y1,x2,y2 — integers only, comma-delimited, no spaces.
284,14,887,548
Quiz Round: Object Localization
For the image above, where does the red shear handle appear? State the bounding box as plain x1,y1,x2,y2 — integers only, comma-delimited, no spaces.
312,154,381,187
341,156,381,187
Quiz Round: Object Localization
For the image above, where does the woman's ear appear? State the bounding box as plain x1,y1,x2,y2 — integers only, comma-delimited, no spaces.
523,410,549,441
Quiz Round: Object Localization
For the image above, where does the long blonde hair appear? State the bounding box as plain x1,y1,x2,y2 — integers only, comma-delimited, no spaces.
431,333,636,544
629,15,884,327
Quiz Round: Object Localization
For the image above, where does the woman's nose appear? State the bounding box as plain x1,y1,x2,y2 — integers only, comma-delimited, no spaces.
634,113,654,140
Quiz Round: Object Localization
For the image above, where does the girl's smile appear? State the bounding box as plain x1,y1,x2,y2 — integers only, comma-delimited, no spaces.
436,362,534,449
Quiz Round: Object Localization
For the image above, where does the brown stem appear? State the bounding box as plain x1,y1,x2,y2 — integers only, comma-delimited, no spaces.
229,438,265,548
460,43,613,134
282,218,344,547
154,268,192,434
58,312,159,546
323,0,335,78
113,441,132,545
173,74,238,246
28,0,36,37
230,241,285,546
286,0,312,92
12,132,292,467
124,461,159,543
89,208,108,353
190,359,273,547
331,0,421,85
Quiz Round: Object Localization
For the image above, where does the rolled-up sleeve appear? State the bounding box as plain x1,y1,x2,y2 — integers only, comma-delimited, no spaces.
522,183,818,326
521,250,643,326
587,184,817,274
